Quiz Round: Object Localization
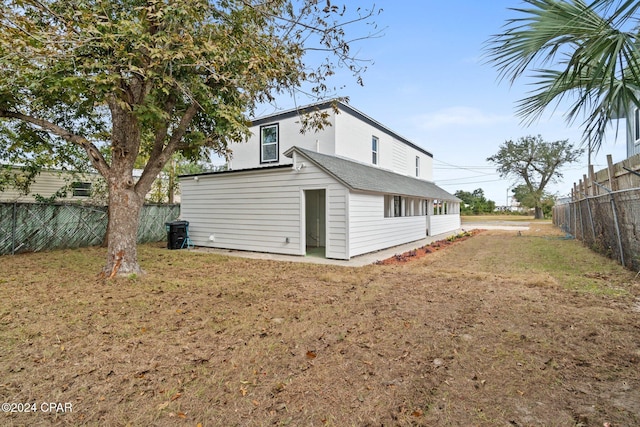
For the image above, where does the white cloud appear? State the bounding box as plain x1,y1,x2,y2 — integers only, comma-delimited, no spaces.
413,107,512,130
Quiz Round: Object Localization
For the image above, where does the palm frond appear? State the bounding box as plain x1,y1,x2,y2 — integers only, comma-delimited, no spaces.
485,0,640,152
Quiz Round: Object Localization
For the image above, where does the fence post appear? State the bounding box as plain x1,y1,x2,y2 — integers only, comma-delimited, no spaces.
578,191,596,243
607,155,618,191
593,182,625,267
11,202,17,255
577,198,584,241
588,165,597,196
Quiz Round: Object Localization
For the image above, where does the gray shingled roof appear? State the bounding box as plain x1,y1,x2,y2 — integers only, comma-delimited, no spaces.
286,147,460,201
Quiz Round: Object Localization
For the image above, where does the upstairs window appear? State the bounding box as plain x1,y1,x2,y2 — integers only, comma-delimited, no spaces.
72,182,91,197
372,136,379,165
260,124,279,163
415,156,420,177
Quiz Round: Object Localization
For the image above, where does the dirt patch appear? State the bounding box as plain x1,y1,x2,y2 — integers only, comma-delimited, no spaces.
375,229,483,265
0,224,639,426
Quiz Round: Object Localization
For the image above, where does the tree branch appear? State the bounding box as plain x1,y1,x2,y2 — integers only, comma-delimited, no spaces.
0,110,110,177
136,102,200,194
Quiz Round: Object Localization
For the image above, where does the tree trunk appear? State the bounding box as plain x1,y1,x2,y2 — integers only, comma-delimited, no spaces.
102,184,145,277
534,206,544,219
168,170,175,204
101,96,146,277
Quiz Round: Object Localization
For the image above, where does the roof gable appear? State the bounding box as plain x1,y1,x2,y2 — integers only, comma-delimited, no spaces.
252,100,433,158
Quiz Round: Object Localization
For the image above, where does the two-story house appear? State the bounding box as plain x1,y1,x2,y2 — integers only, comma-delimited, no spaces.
627,106,640,158
179,100,461,260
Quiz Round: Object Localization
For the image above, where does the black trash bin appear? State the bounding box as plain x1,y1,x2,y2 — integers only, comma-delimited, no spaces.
166,220,189,250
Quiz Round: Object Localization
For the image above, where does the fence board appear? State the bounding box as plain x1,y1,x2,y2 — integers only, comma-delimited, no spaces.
0,203,180,255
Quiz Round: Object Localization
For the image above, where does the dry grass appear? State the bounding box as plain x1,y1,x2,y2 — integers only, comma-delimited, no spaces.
1,223,639,426
460,214,537,223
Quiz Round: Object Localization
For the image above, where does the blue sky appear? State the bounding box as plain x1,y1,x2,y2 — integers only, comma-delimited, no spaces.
250,1,629,205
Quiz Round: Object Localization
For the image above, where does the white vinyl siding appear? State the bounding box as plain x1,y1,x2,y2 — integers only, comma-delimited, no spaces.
180,162,349,259
232,102,436,179
180,158,461,260
327,188,348,259
348,192,426,258
625,105,640,158
392,139,407,172
428,214,461,236
231,113,337,170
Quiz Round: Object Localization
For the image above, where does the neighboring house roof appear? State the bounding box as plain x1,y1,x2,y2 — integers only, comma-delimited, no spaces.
251,100,434,158
285,146,460,202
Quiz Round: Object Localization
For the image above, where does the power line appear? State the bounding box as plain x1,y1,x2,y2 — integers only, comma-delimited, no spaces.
433,158,496,175
437,173,500,183
437,178,506,186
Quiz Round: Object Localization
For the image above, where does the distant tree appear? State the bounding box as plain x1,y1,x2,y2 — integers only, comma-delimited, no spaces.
0,0,380,277
455,188,496,215
487,135,583,219
485,0,640,152
147,153,212,204
511,184,555,218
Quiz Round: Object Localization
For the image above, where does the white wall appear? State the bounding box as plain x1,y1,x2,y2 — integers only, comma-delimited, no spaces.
227,104,434,181
180,161,350,259
626,109,640,158
334,111,433,180
348,191,427,258
180,164,460,260
229,112,336,170
428,214,461,236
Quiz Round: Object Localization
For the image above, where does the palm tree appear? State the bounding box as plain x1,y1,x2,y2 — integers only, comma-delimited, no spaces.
485,0,640,153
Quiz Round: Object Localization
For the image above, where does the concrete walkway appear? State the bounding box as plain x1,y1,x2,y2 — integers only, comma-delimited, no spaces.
192,221,531,267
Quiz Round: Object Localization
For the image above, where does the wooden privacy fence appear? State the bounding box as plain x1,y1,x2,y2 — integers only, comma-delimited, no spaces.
0,203,180,255
552,153,640,271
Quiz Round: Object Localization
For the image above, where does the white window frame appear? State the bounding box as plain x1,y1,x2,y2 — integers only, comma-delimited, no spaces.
372,136,379,165
415,156,420,177
260,124,279,163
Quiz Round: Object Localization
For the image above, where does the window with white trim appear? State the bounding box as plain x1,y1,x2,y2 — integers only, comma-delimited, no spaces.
384,195,427,217
415,156,420,177
260,124,279,163
372,136,379,165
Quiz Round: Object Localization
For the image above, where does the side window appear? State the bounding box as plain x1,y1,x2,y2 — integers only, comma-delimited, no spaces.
415,156,420,177
260,124,279,163
72,182,92,197
372,136,379,165
393,195,402,217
